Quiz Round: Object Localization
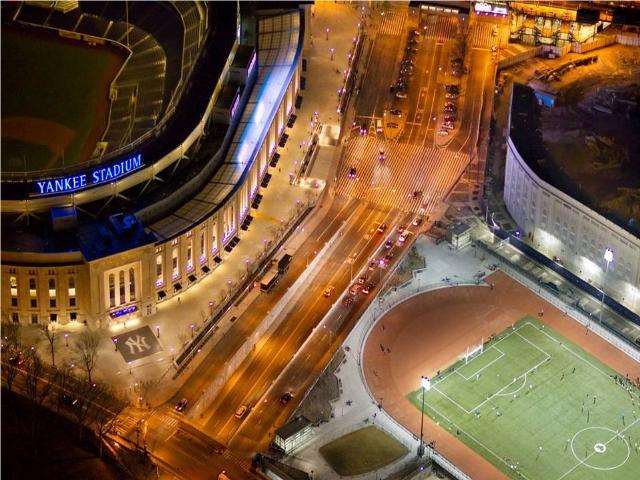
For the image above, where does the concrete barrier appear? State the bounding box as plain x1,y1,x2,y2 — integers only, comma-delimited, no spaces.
571,36,616,53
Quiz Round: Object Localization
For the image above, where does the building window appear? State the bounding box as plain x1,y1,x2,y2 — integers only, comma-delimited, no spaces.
172,247,179,279
11,312,19,324
10,276,18,307
200,230,206,264
29,278,37,308
109,274,116,308
68,277,76,307
129,267,136,301
186,240,193,272
70,312,77,321
31,314,38,324
119,270,126,305
50,313,57,322
49,278,57,308
156,254,164,287
211,222,218,254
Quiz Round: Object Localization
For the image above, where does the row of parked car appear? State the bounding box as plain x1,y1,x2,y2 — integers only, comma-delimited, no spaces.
438,85,459,136
390,29,421,99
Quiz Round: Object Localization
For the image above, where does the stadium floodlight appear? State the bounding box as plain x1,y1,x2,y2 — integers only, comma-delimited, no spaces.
600,248,614,321
418,375,429,457
603,248,613,266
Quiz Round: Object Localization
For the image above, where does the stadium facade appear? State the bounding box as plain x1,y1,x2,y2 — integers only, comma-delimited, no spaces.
1,1,307,327
504,84,640,314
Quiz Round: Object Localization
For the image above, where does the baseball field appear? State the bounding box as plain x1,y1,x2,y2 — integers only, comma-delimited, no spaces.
1,25,125,174
408,316,640,480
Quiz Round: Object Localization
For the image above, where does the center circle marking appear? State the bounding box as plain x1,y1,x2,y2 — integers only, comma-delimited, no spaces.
570,426,630,471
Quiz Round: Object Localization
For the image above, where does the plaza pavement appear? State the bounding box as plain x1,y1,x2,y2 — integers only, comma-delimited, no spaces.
20,1,364,405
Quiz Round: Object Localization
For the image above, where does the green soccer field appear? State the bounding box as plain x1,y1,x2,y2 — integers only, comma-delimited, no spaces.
408,317,640,480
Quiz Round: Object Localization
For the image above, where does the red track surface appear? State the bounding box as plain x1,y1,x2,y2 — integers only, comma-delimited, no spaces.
362,271,640,480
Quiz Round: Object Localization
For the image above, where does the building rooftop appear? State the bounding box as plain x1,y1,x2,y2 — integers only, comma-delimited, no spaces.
510,82,639,238
275,416,311,440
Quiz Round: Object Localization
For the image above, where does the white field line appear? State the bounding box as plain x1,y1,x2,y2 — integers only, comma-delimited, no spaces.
433,328,552,414
556,417,640,480
457,346,505,381
425,400,534,480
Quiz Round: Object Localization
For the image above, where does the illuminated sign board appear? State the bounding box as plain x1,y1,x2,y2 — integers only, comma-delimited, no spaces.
33,154,143,196
475,2,508,17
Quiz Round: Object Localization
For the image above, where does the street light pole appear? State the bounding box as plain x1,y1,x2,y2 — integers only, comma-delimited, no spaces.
600,248,613,322
418,376,429,457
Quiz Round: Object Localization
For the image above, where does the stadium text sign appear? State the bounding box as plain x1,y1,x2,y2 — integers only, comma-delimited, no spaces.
33,154,144,196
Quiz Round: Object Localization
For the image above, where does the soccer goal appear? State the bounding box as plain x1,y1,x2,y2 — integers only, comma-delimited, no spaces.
463,340,484,364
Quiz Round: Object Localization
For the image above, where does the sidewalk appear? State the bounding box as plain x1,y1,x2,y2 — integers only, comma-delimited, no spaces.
284,236,492,479
20,2,363,405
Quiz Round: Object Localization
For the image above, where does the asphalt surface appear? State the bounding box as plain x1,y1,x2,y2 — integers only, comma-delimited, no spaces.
133,7,502,478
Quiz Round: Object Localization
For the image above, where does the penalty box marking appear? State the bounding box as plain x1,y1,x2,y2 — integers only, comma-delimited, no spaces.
456,346,506,381
433,324,552,415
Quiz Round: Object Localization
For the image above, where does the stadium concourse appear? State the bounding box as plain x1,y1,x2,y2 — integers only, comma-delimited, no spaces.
362,271,640,479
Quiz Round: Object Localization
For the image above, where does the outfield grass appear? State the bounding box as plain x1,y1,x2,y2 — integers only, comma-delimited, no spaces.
319,425,408,476
408,317,640,480
1,26,124,172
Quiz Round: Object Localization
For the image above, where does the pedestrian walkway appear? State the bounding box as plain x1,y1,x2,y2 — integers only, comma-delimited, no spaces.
378,9,408,37
470,21,497,49
20,2,363,405
422,14,459,41
284,236,492,479
335,136,469,214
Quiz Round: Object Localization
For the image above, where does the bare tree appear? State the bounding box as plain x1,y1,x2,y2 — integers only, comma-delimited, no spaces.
23,350,53,452
74,329,101,384
40,322,58,367
1,321,23,392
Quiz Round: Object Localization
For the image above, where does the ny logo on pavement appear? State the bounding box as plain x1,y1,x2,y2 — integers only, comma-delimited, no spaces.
125,334,151,354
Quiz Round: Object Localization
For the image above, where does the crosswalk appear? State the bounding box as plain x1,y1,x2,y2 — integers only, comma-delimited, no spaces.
378,10,407,36
470,22,497,49
422,15,460,41
335,137,470,214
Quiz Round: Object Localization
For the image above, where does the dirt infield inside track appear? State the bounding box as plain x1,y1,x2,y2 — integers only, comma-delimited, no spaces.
362,271,640,480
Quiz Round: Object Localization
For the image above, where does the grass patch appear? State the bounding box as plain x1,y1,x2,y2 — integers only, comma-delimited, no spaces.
408,317,640,480
319,425,408,476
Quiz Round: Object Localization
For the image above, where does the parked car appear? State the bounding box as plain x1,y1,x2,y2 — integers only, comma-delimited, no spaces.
384,239,393,250
362,283,375,294
323,286,335,297
357,276,367,285
390,108,402,116
387,122,399,128
413,217,423,226
396,91,408,99
348,166,357,179
437,129,449,136
175,398,188,412
377,223,387,233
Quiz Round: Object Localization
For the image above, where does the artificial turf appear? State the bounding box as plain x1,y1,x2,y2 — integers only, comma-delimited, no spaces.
408,317,640,480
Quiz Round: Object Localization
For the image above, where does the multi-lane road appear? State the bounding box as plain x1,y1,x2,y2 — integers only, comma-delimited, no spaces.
123,7,501,479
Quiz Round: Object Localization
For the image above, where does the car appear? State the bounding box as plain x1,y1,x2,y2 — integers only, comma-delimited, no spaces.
444,106,457,113
61,393,79,408
384,239,393,250
445,85,459,93
406,46,418,53
175,398,188,412
357,276,367,285
387,122,399,128
377,223,387,233
437,129,449,136
398,225,406,234
412,217,423,226
412,29,421,36
349,284,361,295
342,296,355,307
362,283,375,294
400,70,413,77
323,286,335,297
398,231,412,243
442,123,455,130
389,108,402,116
444,116,456,122
368,260,377,271
401,60,414,67
280,392,293,405
384,252,394,262
359,121,368,135
445,101,456,108
491,45,498,53
235,405,248,419
445,92,458,99
348,166,357,179
396,91,408,99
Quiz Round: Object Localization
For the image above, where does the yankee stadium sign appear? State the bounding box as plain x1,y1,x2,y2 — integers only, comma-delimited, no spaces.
33,154,144,196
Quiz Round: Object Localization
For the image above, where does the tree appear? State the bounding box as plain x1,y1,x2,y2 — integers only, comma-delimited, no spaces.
1,321,23,392
40,322,58,367
73,329,101,384
23,350,53,452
